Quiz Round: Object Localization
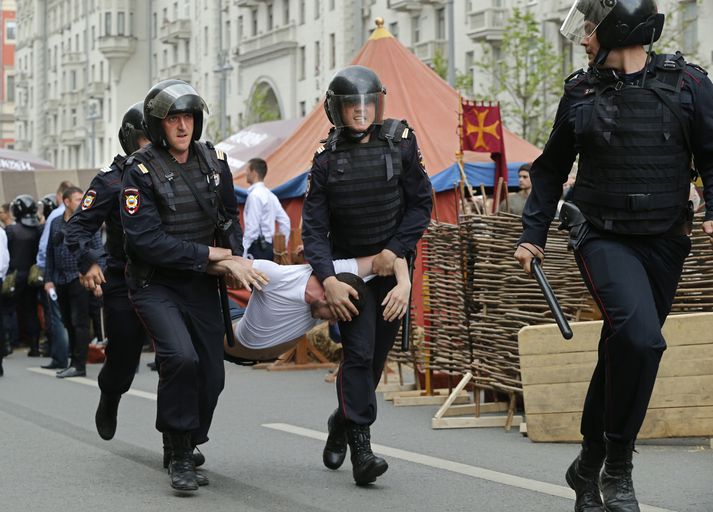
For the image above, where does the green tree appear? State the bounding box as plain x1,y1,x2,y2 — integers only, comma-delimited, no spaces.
245,83,281,126
657,0,704,63
476,8,563,147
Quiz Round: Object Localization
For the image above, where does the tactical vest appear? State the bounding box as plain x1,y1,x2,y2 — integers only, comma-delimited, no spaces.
129,143,223,246
324,119,407,255
571,53,692,235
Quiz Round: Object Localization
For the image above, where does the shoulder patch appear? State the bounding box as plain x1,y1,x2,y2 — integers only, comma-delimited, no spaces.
100,165,113,174
81,190,97,211
137,163,149,174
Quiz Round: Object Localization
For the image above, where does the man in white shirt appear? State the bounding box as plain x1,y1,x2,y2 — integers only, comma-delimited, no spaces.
214,256,411,362
242,158,291,261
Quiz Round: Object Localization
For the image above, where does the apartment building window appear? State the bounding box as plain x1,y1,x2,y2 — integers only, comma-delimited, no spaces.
130,13,134,35
268,3,274,30
173,45,178,64
299,0,305,25
251,8,258,36
185,41,190,62
100,61,104,82
315,0,320,19
389,22,398,39
204,26,209,55
173,1,179,19
71,108,77,127
329,0,334,11
163,7,168,24
118,12,125,35
283,0,290,24
5,20,16,42
225,20,231,46
91,64,95,81
105,12,112,36
299,101,306,116
163,49,168,68
6,75,14,101
315,40,320,75
152,53,158,74
329,33,335,69
682,1,698,55
436,8,445,39
152,12,157,36
76,34,80,52
298,45,306,80
411,16,420,44
91,26,95,48
238,16,243,40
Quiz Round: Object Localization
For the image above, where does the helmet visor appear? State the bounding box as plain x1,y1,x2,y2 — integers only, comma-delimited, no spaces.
560,0,616,43
147,83,209,119
328,92,385,130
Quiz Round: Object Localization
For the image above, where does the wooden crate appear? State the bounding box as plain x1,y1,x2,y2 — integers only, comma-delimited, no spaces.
519,312,713,442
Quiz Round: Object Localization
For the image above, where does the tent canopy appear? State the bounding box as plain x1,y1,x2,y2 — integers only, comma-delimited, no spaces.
233,21,541,200
0,148,55,171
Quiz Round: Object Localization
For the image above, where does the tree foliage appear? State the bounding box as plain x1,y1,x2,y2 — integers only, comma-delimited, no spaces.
431,47,474,97
245,83,281,127
476,8,563,147
657,0,704,63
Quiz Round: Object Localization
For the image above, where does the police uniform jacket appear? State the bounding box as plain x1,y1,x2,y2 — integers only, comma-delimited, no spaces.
519,54,713,248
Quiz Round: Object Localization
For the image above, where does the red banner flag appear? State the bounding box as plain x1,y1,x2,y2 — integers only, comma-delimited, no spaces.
461,101,508,212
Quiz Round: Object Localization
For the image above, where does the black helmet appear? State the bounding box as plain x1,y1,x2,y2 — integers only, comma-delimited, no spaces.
118,101,146,155
324,66,386,130
11,194,40,227
40,194,58,219
142,80,208,148
561,0,664,50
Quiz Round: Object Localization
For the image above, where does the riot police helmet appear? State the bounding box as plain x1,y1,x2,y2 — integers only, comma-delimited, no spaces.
118,101,146,155
11,194,40,227
561,0,664,50
142,80,209,148
40,194,58,219
324,66,386,131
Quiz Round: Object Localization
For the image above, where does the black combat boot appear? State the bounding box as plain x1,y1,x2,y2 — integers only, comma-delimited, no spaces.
600,438,640,512
95,393,121,440
163,433,206,468
323,409,348,470
346,423,388,486
166,432,199,491
566,439,606,512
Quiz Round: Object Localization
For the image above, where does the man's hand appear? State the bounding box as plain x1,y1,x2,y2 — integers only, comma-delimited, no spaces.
224,259,269,291
323,276,360,322
79,263,105,291
514,243,545,275
382,282,411,322
703,220,713,247
372,248,397,276
44,282,55,293
92,285,103,298
208,246,233,262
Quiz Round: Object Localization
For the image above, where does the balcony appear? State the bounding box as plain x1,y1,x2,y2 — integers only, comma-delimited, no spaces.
387,0,422,11
413,39,447,65
42,134,59,147
62,52,86,66
233,23,298,65
86,81,108,97
61,126,85,145
160,62,192,82
98,35,136,60
159,19,192,45
46,99,61,112
467,5,508,42
235,0,267,7
61,90,82,104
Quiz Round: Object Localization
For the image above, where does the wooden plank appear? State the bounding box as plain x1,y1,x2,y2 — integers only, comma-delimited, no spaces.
519,422,528,436
383,388,452,401
432,415,523,430
526,406,713,443
440,402,509,417
394,394,470,407
376,383,416,393
434,373,472,420
523,375,713,414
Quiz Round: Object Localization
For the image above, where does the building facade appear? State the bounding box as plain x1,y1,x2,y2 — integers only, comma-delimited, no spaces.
13,0,713,168
1,0,16,149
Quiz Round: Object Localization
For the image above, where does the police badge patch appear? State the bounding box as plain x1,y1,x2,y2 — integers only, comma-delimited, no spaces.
124,188,140,215
210,172,220,187
81,190,97,210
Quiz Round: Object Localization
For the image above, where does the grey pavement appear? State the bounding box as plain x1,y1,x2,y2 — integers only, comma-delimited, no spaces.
0,349,710,512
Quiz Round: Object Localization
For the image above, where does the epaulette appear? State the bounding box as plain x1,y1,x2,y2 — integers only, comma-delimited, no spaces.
215,148,226,160
316,145,325,154
100,165,113,174
138,163,149,174
125,155,135,166
565,68,585,83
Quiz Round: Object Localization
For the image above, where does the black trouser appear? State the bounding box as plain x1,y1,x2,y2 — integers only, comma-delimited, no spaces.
14,275,39,348
97,267,149,396
89,294,103,341
56,279,92,370
129,272,225,445
336,275,400,426
573,232,690,443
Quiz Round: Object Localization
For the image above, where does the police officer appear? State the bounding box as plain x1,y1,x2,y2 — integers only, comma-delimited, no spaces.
120,80,264,492
6,195,43,356
64,102,152,443
514,1,713,511
302,65,432,486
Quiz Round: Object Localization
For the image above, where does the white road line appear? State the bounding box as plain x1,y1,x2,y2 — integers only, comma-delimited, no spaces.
27,367,157,401
262,423,676,512
24,367,677,512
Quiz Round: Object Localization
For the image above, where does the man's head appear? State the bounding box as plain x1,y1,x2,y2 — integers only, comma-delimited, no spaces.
11,195,40,227
0,203,12,225
118,101,149,155
324,66,386,135
561,0,664,67
142,80,208,154
309,273,368,321
40,194,58,219
246,158,268,185
518,163,532,195
56,180,73,205
62,186,84,216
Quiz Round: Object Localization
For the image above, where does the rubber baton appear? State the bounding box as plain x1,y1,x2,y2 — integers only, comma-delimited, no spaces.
531,258,573,340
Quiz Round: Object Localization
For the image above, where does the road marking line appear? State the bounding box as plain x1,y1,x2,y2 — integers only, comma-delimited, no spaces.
262,423,676,512
27,367,157,401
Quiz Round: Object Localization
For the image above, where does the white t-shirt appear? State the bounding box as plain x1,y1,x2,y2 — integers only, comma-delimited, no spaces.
236,258,360,349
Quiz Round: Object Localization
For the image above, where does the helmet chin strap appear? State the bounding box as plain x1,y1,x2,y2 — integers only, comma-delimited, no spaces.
343,124,375,142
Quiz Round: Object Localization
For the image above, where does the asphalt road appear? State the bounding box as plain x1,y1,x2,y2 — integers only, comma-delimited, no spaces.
0,350,710,512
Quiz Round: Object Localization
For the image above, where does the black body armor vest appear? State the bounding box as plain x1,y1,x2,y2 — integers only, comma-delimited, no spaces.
104,155,129,268
571,53,692,235
130,143,222,246
325,119,406,256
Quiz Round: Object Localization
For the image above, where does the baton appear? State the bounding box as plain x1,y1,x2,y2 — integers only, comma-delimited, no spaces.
401,251,417,352
531,258,573,340
218,277,236,347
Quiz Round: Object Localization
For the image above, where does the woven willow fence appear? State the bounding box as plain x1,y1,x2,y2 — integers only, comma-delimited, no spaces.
392,213,713,396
